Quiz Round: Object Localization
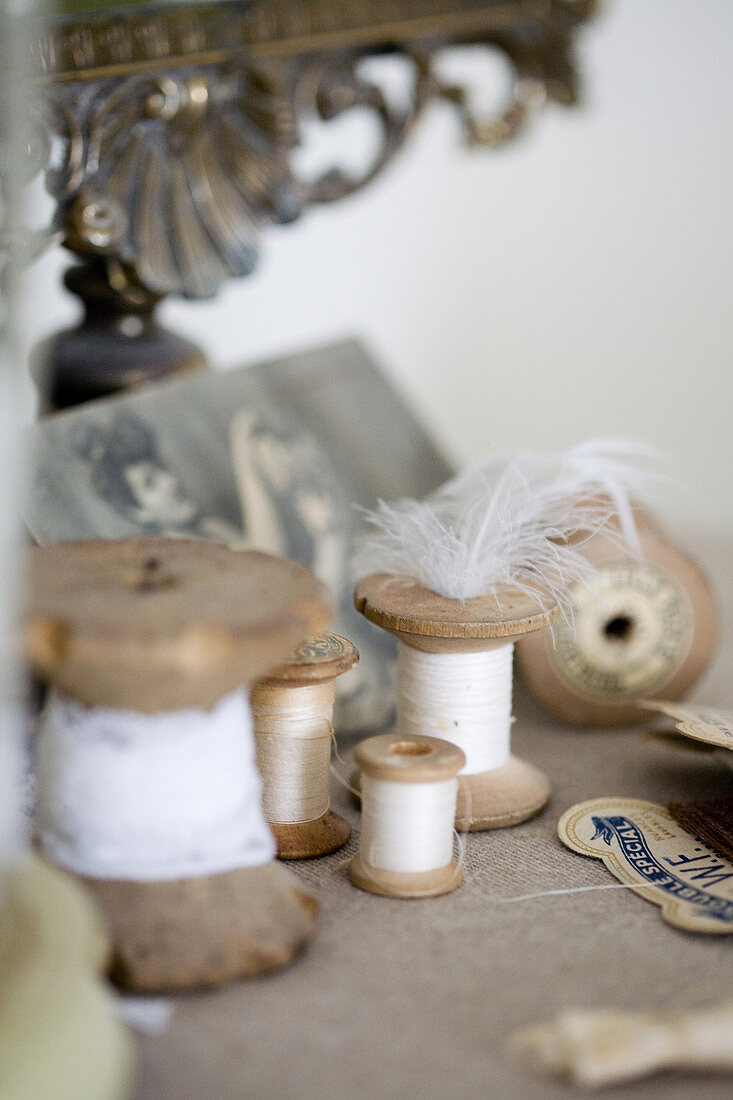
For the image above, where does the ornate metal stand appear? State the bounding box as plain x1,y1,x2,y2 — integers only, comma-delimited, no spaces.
22,0,597,408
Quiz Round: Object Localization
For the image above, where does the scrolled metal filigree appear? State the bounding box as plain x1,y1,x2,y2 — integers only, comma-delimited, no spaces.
22,0,597,300
294,50,433,207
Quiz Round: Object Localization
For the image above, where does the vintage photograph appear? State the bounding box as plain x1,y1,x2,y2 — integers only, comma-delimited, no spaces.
25,339,453,734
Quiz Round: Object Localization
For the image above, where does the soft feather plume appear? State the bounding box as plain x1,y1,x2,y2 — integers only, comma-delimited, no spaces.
354,439,656,604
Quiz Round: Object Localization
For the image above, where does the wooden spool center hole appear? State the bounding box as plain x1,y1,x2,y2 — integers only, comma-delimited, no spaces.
126,555,178,593
603,615,634,643
389,741,432,757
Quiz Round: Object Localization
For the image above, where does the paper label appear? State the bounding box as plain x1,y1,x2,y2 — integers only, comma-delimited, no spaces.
290,633,349,664
550,561,692,701
559,797,733,933
638,700,733,750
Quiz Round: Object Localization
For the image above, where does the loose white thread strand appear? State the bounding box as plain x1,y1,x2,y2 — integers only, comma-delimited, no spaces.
328,762,652,904
252,682,334,824
454,794,662,905
35,688,276,881
397,643,514,775
360,774,458,874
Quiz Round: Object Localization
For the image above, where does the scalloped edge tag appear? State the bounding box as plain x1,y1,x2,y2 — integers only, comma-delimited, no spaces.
638,699,733,750
558,797,733,933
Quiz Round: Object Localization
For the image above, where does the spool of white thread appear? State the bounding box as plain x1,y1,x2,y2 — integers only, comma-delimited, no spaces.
36,688,275,881
397,642,513,775
354,573,556,831
251,633,357,859
349,733,465,898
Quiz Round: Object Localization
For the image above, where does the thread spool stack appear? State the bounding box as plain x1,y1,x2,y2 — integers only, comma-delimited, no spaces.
516,506,719,726
355,575,558,830
251,632,358,859
25,537,330,992
350,732,465,898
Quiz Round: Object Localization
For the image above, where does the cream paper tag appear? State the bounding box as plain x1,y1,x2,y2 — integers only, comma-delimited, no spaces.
559,797,733,933
638,700,733,750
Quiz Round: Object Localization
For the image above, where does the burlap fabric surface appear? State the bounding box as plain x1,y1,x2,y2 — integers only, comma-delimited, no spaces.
132,534,733,1099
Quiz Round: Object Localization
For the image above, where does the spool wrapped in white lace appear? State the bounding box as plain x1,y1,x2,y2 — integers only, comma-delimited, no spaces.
36,688,275,881
354,441,646,831
25,536,331,992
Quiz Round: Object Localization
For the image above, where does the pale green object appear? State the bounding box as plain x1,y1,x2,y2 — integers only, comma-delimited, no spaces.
0,854,133,1100
54,0,233,15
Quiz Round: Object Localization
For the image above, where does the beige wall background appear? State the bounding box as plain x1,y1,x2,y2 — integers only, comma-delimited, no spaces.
25,0,733,536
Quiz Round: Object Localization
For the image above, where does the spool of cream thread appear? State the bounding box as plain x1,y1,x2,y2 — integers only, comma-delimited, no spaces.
349,733,465,899
251,633,358,859
355,574,558,831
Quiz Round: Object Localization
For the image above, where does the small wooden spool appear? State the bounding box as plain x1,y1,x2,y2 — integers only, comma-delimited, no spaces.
251,632,358,859
25,536,330,992
349,732,465,898
355,574,559,831
515,507,719,726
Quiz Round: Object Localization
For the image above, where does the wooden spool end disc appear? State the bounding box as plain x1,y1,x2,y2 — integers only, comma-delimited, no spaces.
355,573,558,652
25,536,331,712
515,509,720,727
257,632,359,687
349,733,465,899
254,633,359,860
24,537,331,992
274,814,351,861
85,863,319,993
354,573,558,830
454,756,550,831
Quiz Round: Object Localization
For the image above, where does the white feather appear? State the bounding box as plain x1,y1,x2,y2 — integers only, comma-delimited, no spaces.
354,439,656,603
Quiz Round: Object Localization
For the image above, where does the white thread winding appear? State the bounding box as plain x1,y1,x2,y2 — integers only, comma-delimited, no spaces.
35,688,276,881
252,682,334,824
360,774,459,874
397,643,514,775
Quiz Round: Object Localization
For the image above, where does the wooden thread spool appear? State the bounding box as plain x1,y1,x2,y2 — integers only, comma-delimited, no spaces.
515,507,719,726
355,574,559,830
349,733,465,898
251,632,358,859
25,536,330,993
